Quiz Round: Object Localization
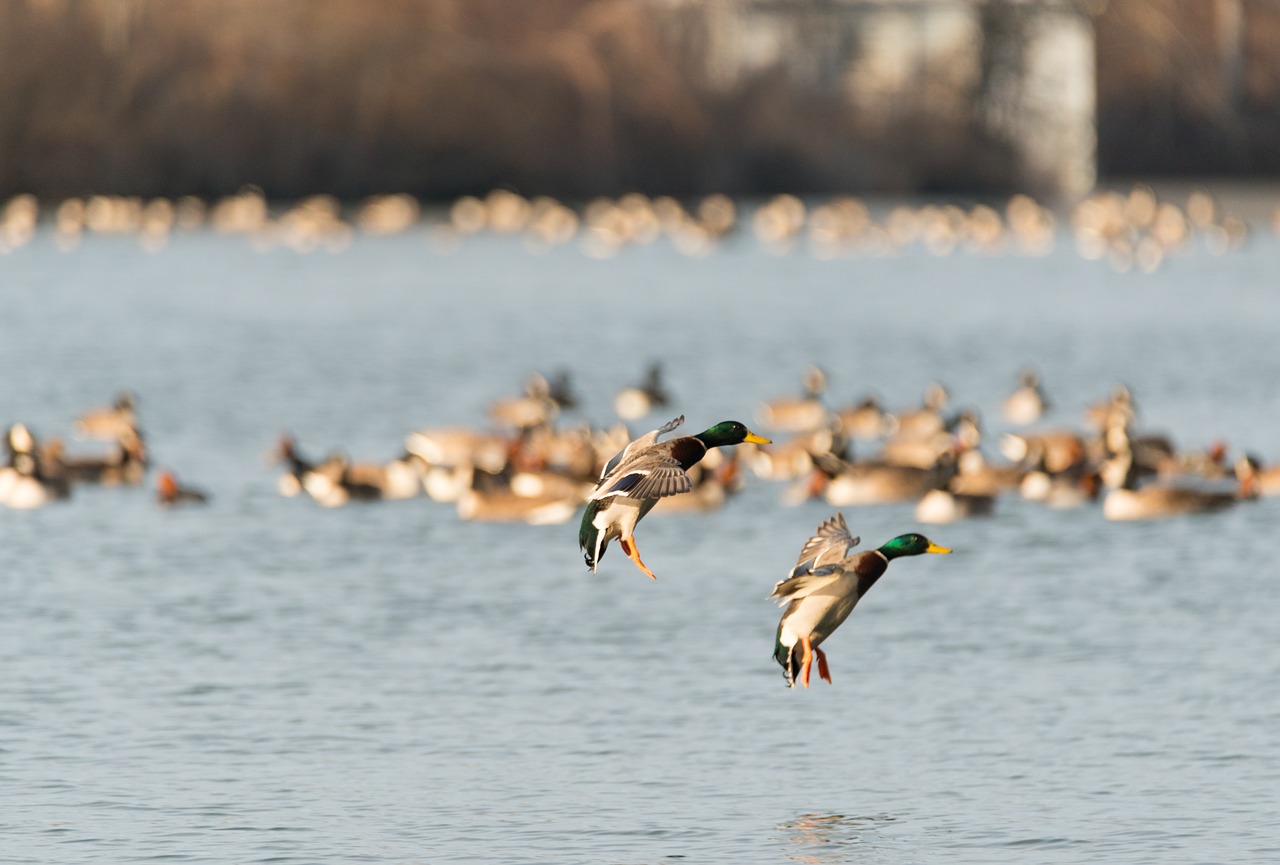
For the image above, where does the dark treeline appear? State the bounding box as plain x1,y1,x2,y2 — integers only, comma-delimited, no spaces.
1,0,1278,202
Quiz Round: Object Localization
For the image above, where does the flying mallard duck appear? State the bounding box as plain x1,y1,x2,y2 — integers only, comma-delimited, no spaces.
579,415,770,580
771,514,950,688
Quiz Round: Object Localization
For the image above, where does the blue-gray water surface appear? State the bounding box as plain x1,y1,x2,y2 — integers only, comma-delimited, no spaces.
2,219,1280,864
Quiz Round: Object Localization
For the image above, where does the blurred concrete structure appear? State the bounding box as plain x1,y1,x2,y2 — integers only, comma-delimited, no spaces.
657,0,1095,195
1,0,1277,200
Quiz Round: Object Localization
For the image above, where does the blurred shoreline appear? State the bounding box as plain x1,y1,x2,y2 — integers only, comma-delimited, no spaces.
1,0,1278,202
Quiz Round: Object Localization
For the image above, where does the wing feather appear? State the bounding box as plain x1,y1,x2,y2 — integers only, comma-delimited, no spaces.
791,512,860,575
597,415,685,482
770,565,846,604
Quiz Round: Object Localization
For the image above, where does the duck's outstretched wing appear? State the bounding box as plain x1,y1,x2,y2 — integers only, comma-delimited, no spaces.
597,415,685,482
590,452,693,501
770,564,846,604
791,512,860,575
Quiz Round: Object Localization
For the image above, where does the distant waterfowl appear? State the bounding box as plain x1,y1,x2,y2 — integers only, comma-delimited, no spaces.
456,466,581,524
1235,453,1280,498
74,391,138,440
1018,463,1100,509
579,415,770,580
405,426,512,475
745,425,848,484
156,470,209,506
489,374,559,430
1,424,69,508
834,395,891,441
338,451,425,500
1001,369,1049,425
1001,429,1088,475
1084,383,1137,432
771,515,950,688
274,434,316,497
947,447,1025,497
889,382,950,441
58,427,148,486
614,363,672,421
648,450,741,515
300,453,384,507
914,486,994,524
1101,451,1240,521
757,366,830,433
805,450,953,507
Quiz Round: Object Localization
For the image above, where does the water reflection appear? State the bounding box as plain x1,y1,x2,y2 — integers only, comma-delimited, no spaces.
777,813,895,863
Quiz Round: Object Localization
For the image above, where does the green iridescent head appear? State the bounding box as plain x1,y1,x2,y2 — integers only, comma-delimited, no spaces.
877,533,952,560
694,421,771,449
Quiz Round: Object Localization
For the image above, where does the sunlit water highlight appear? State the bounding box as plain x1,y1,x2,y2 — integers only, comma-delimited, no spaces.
2,224,1279,864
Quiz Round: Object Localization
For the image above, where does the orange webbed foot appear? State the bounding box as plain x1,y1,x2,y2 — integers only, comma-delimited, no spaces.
815,647,832,684
619,537,658,580
799,635,814,689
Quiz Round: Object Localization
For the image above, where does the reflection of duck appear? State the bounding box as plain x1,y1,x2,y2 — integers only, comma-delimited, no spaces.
1001,368,1048,425
757,366,829,433
614,363,671,421
771,515,950,688
579,416,769,580
779,812,893,861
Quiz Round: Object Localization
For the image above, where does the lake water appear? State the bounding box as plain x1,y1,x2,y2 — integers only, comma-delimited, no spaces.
2,214,1280,864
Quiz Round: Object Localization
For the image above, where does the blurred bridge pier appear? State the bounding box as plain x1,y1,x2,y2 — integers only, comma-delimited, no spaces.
656,0,1095,197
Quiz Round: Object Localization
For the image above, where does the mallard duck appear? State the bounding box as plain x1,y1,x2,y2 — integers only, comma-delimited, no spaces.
579,415,770,579
614,362,672,421
156,470,209,506
757,366,830,433
1001,369,1049,426
771,515,950,688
